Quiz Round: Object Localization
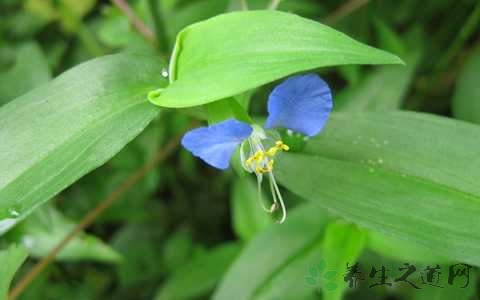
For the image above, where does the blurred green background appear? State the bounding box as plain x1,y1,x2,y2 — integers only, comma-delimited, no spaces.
1,0,479,299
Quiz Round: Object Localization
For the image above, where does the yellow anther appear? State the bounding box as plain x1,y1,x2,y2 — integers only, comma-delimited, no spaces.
254,150,264,162
255,159,274,174
275,140,290,151
246,150,265,166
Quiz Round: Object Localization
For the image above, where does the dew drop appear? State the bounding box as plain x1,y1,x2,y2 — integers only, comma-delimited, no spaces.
378,158,384,164
22,236,35,249
161,68,169,78
8,208,19,218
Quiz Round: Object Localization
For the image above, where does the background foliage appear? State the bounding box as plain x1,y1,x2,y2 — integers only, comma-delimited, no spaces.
0,0,479,300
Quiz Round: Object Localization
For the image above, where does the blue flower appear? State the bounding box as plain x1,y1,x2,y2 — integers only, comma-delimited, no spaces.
181,73,333,223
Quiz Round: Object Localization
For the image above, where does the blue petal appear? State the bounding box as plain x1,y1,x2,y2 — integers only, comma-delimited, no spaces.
265,74,333,137
181,119,252,170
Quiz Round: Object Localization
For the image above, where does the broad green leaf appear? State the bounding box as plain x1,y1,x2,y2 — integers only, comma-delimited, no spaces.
151,10,402,107
155,242,241,300
231,176,272,241
213,204,329,300
322,222,366,300
7,204,121,263
452,49,480,124
0,42,51,105
0,244,28,300
276,111,480,266
368,230,450,264
0,53,164,235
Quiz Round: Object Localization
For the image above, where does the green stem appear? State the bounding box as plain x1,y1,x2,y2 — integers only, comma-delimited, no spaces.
436,2,480,71
147,0,169,53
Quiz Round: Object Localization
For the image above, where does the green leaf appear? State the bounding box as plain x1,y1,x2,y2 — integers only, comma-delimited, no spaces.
322,282,338,292
317,258,326,272
0,42,51,105
335,49,422,111
0,53,164,235
322,270,337,280
308,266,318,277
151,10,403,107
276,111,480,266
367,230,450,264
412,270,476,300
304,276,317,286
213,204,329,300
452,49,480,124
155,242,241,300
0,244,28,300
206,97,253,125
7,204,122,263
231,176,272,241
322,222,366,300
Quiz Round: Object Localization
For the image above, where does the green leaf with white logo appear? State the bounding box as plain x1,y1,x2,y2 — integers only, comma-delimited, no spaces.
150,10,403,108
0,53,164,235
276,111,480,266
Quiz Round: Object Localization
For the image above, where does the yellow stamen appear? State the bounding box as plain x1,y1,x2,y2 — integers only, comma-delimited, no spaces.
245,141,288,174
275,140,290,151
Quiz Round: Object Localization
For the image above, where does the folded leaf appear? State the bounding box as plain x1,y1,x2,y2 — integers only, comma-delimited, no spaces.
152,10,402,107
213,204,329,300
322,222,366,300
0,53,164,235
0,244,28,300
276,111,480,266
